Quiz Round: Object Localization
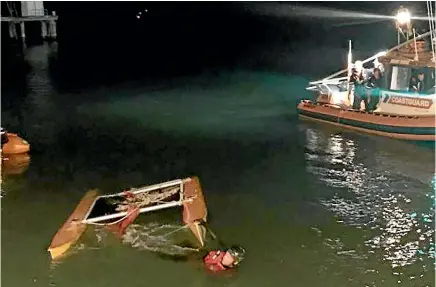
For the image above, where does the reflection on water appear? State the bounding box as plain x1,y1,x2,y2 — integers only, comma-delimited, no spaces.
1,153,31,176
22,43,61,146
304,127,435,284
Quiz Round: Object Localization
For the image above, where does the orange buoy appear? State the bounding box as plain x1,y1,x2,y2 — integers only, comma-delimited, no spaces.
1,129,30,155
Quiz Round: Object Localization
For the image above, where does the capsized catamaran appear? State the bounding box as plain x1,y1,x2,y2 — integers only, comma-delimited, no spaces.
298,5,436,141
48,177,208,260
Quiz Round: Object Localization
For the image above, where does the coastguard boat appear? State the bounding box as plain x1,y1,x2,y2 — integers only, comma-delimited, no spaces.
298,6,436,141
48,177,208,260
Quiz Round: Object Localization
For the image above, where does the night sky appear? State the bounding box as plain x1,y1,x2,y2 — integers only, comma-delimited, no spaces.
1,1,430,88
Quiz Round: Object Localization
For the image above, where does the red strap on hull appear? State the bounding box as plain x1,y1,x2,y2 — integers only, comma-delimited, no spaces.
107,205,141,237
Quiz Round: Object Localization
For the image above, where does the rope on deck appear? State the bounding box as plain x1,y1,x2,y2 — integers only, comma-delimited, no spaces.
115,186,180,212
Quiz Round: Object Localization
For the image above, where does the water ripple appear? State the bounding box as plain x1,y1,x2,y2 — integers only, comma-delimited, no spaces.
122,223,198,256
304,128,435,283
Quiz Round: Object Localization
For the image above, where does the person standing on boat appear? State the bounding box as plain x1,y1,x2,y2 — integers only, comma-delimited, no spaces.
366,68,382,88
349,67,365,110
364,68,382,111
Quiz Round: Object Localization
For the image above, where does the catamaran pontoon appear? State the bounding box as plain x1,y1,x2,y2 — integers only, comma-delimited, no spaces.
48,177,208,260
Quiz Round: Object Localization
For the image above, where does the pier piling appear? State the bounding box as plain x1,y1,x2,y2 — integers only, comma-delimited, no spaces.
48,14,57,39
20,22,25,38
8,22,17,39
1,1,58,42
41,21,47,39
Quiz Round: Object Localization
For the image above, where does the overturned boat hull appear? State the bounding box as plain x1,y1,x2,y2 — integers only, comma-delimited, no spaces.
297,100,436,141
47,177,208,260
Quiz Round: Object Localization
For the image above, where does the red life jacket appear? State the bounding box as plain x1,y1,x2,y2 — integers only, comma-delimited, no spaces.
203,250,227,272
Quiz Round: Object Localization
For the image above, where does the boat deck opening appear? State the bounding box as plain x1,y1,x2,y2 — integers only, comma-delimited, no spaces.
84,188,181,223
86,196,125,220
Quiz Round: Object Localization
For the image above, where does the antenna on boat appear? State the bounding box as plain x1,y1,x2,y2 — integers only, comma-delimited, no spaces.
347,40,352,79
412,28,419,61
345,40,352,105
425,1,436,62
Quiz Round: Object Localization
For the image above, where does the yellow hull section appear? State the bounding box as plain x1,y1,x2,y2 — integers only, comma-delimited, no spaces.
47,190,99,260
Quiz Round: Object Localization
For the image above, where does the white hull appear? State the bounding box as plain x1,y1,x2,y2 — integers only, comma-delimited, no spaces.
318,87,436,117
374,90,436,116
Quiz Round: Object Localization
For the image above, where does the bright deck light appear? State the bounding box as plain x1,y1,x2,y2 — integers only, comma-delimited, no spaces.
396,9,411,25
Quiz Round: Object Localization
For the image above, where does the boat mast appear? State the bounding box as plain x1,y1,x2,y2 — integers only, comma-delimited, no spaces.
426,1,436,62
347,40,352,80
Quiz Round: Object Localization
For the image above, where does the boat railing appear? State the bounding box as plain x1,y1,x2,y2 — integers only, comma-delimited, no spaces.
318,30,435,84
306,77,348,93
309,76,348,86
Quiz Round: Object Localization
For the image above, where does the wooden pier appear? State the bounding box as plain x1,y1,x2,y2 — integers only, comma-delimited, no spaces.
1,1,58,40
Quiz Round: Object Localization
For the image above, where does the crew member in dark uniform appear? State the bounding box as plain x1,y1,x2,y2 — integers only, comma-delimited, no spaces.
409,75,418,92
364,68,382,111
409,73,425,93
417,72,425,93
349,68,365,110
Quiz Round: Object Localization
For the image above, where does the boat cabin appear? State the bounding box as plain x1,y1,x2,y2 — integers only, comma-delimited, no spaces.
378,39,435,95
311,36,436,115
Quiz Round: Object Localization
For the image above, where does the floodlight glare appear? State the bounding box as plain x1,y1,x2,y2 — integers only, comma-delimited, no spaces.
396,9,411,25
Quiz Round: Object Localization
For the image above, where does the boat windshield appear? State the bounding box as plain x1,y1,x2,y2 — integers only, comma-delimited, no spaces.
389,65,435,95
426,84,436,95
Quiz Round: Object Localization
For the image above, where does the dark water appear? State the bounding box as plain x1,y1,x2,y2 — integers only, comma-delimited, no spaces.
2,18,435,287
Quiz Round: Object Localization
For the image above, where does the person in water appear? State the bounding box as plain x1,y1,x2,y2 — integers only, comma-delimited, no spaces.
155,219,246,272
203,245,246,272
192,219,246,272
155,243,246,273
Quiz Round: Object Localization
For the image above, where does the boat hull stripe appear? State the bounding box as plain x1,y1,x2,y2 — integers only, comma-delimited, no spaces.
298,109,435,135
